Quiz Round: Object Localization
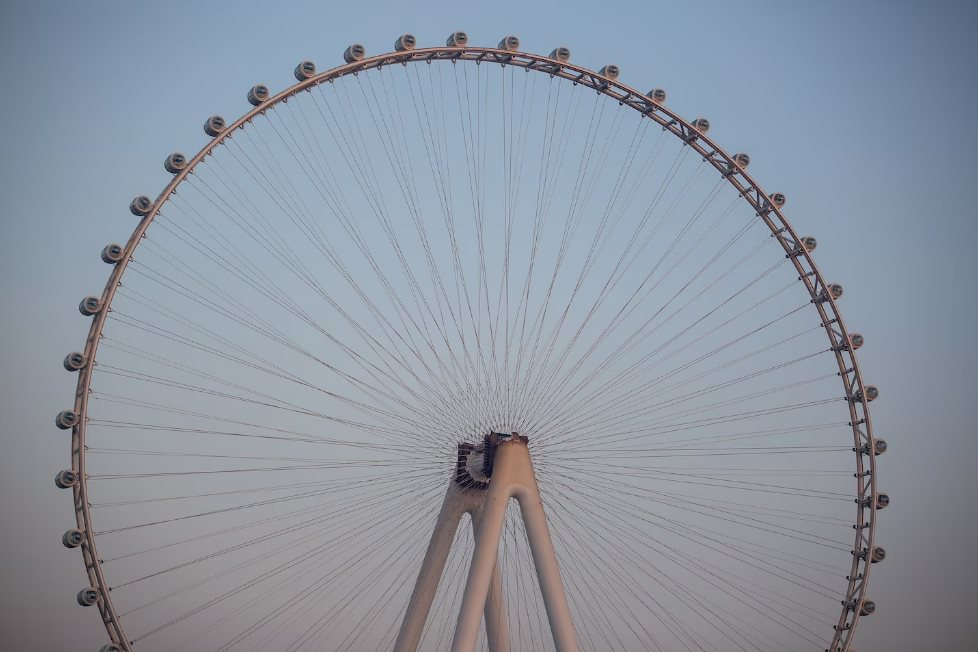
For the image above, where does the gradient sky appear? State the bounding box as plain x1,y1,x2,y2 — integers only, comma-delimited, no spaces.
1,1,976,649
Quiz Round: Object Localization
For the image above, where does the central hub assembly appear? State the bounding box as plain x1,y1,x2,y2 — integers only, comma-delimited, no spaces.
455,432,528,489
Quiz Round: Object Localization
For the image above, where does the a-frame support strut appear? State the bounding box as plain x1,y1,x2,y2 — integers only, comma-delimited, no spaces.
393,435,579,652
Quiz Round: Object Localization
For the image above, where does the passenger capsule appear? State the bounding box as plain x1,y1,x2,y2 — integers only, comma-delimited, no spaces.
204,115,226,137
849,333,865,350
344,43,366,63
63,352,86,372
79,296,102,316
871,546,886,563
691,117,710,133
247,84,270,106
875,492,889,509
446,31,468,47
731,152,751,169
860,600,876,616
101,243,124,264
817,283,843,302
100,646,123,652
549,46,571,62
855,385,879,403
130,195,153,216
62,528,84,548
498,35,520,51
56,410,79,430
769,192,786,208
395,34,417,51
873,438,887,455
55,469,78,489
646,88,667,103
77,587,99,607
791,236,817,255
294,60,316,81
164,152,187,174
599,65,620,80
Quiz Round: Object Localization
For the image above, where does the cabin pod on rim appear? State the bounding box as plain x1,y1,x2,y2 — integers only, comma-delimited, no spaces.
77,587,99,607
344,43,366,62
647,88,667,104
62,528,84,548
598,65,620,80
446,31,468,47
164,152,187,174
849,333,865,350
817,283,843,302
395,34,417,51
690,118,710,136
729,152,751,170
549,46,571,62
247,84,270,106
100,645,123,652
63,352,86,372
204,115,226,137
56,410,79,430
769,192,787,208
871,546,886,563
498,35,520,51
852,385,879,403
79,296,103,316
130,195,153,216
101,243,124,264
791,236,817,256
294,60,316,81
55,469,78,489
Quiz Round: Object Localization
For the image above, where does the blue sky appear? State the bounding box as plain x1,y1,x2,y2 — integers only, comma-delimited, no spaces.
1,1,976,649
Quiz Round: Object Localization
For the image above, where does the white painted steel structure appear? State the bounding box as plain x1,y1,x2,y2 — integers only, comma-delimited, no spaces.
56,35,885,652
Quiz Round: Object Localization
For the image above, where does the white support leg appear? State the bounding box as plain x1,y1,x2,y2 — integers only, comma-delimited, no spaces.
471,511,511,652
394,483,466,652
452,440,580,652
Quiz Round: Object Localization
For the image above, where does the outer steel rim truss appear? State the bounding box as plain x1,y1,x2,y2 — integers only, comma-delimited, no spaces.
64,43,879,652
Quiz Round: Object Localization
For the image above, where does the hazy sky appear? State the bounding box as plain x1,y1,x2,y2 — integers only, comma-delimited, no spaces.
1,1,976,650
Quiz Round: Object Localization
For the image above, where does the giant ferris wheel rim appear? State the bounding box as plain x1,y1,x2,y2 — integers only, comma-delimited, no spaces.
63,40,880,652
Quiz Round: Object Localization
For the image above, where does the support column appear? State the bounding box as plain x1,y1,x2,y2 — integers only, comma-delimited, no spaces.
394,483,466,652
471,510,511,652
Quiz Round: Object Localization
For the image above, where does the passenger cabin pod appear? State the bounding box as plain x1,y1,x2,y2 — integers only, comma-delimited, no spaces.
769,192,787,208
63,352,86,372
791,236,817,256
446,31,468,47
343,43,366,62
647,88,667,103
101,243,124,264
498,35,520,51
818,283,843,302
164,152,187,174
690,117,710,134
860,600,876,616
599,65,620,80
247,84,270,106
853,385,879,403
130,195,153,216
872,438,887,455
62,528,84,548
849,333,865,350
77,587,99,607
55,469,78,489
56,410,79,430
730,152,751,170
549,46,571,62
395,34,417,52
100,646,123,652
871,546,886,563
294,60,316,81
79,296,103,316
875,492,890,509
204,115,226,137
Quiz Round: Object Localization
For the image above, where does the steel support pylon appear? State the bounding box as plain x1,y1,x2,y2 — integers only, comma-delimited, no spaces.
394,437,579,652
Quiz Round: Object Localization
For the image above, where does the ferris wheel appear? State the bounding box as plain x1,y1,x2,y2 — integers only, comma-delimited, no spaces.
55,32,887,652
